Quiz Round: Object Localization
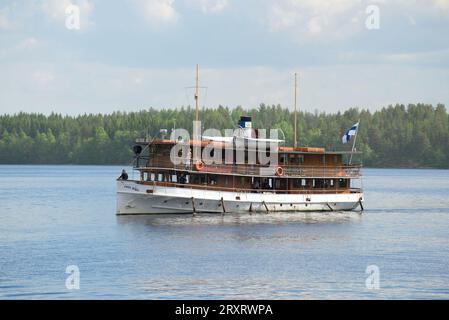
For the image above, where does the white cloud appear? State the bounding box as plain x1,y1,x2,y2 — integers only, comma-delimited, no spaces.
32,70,56,88
263,0,449,42
265,0,364,41
432,0,449,10
0,37,40,59
0,2,30,30
135,0,179,26
0,6,12,30
380,48,449,65
17,37,39,50
187,0,229,14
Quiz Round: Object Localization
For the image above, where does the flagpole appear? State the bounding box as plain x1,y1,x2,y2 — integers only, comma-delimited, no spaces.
349,120,360,165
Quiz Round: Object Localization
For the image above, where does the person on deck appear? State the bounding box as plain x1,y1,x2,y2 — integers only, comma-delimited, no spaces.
118,169,128,180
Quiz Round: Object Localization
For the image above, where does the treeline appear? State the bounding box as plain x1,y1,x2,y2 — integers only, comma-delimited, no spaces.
0,103,448,167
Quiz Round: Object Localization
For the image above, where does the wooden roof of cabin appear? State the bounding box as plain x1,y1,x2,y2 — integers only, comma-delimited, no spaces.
136,138,361,155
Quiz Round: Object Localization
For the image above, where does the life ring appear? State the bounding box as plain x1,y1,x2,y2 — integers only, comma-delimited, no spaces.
275,166,284,176
337,169,346,177
195,161,205,171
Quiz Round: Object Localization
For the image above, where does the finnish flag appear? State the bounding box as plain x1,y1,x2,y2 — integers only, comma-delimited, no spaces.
342,122,359,144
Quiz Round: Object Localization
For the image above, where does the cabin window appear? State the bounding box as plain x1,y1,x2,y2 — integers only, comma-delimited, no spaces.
208,175,217,185
333,156,338,165
298,155,305,164
330,179,334,187
317,179,325,188
280,155,287,165
293,179,301,188
289,155,295,164
172,175,177,183
320,155,325,164
275,179,281,189
301,179,306,187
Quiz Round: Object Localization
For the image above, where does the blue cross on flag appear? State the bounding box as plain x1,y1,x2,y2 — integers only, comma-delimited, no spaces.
342,122,359,144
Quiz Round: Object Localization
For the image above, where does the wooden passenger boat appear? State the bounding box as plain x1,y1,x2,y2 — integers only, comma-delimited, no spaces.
116,67,364,215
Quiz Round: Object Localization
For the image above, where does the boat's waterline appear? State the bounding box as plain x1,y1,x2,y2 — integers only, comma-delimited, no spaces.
116,180,363,215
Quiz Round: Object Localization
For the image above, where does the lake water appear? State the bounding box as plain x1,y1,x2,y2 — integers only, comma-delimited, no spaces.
0,165,448,299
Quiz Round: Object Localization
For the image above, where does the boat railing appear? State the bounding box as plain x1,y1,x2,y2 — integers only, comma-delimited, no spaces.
138,159,362,178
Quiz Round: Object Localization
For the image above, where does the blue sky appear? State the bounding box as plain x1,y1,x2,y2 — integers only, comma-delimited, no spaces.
1,0,449,115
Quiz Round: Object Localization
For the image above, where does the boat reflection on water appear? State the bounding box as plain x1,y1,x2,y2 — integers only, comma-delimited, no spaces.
114,211,364,299
116,211,363,228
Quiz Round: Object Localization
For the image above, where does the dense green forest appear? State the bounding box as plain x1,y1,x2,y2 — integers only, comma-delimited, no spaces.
0,103,448,168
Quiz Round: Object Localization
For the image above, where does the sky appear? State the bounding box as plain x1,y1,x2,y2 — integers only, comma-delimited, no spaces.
1,0,449,115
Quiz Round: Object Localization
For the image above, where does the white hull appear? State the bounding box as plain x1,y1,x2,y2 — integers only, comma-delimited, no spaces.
116,180,363,215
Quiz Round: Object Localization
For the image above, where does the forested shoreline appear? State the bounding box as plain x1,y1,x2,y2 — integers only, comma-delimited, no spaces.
0,103,448,168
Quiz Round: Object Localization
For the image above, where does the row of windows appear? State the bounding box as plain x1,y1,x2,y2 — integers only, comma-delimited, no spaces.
280,155,339,165
142,172,349,189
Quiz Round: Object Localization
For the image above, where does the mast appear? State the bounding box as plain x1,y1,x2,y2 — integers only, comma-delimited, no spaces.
195,64,199,123
192,64,201,162
294,72,298,148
